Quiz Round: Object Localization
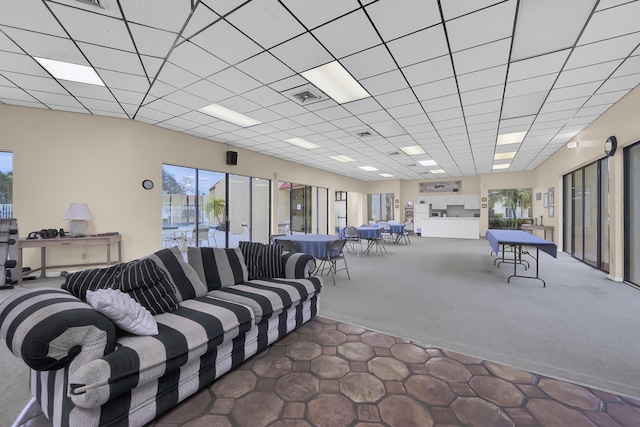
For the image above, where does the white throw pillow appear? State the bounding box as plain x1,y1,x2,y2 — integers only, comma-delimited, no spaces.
86,288,159,336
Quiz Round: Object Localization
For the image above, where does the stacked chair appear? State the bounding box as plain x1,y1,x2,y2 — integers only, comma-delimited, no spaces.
0,218,19,289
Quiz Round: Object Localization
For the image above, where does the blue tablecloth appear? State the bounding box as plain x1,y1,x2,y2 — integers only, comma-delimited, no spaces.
486,230,557,258
277,234,340,258
338,226,381,239
389,224,405,235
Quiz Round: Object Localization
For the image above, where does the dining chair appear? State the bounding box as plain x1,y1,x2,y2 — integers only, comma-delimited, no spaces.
377,221,392,243
316,238,350,286
274,238,299,254
270,233,286,244
402,222,412,244
343,226,362,256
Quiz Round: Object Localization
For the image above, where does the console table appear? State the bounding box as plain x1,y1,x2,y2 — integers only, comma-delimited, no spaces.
17,234,122,284
521,224,554,242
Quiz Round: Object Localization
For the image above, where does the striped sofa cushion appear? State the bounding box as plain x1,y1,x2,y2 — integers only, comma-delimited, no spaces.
148,246,208,301
69,295,255,408
0,287,116,371
188,247,248,291
208,276,322,323
239,241,284,280
62,258,179,315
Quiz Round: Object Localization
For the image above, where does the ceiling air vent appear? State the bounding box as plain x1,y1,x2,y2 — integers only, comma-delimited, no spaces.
285,84,325,105
352,129,378,139
76,0,105,7
387,151,401,156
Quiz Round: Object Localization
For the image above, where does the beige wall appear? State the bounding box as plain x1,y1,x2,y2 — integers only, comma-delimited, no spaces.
4,83,639,278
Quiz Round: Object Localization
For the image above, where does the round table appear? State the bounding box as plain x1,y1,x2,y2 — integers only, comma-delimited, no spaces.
277,234,340,258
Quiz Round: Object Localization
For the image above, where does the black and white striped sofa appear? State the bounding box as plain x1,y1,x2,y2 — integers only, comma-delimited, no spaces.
0,245,321,427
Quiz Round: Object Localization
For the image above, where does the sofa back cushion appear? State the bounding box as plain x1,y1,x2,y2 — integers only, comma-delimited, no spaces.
188,247,249,291
239,241,283,280
62,258,179,315
148,246,208,301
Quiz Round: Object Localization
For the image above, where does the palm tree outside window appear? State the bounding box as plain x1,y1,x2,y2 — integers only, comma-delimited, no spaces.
488,188,532,230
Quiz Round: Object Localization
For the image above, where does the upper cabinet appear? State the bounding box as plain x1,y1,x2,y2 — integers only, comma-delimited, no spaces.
464,194,481,209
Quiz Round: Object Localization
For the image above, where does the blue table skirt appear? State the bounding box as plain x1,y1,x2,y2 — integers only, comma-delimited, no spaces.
486,229,557,258
389,224,405,235
277,234,340,258
338,226,381,239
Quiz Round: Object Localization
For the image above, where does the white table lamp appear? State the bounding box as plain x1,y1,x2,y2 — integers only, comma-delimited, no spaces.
62,203,94,236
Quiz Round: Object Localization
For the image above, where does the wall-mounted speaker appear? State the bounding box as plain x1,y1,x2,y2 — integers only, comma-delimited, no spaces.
226,150,238,165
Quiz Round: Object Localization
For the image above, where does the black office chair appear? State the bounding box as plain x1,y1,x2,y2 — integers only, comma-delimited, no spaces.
316,238,350,286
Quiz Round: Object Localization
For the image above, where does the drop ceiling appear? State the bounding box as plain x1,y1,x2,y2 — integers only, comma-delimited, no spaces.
1,0,639,181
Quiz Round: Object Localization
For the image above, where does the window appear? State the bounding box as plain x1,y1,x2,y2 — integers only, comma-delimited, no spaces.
162,164,270,250
487,189,532,229
367,193,394,223
278,182,329,234
0,152,13,219
625,141,640,285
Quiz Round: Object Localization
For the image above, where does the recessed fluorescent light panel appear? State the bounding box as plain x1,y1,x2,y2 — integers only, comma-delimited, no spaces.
379,173,394,178
199,104,261,127
330,155,356,163
285,138,319,149
497,131,527,145
566,141,579,149
400,145,426,155
494,152,517,160
301,61,370,104
359,166,379,171
418,159,438,167
429,169,446,174
35,57,104,86
493,163,510,170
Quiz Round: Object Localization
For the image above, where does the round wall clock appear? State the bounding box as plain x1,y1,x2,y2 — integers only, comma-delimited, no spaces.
604,136,617,157
142,179,154,190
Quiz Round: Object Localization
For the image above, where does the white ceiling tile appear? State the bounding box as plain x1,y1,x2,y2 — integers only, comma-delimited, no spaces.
554,60,622,88
446,1,516,52
340,45,398,80
227,0,305,49
78,97,126,114
366,0,441,41
181,2,220,39
508,49,571,82
584,89,629,107
184,79,233,103
441,0,504,20
403,56,454,86
539,97,588,114
200,0,247,17
269,33,333,73
146,98,190,116
245,108,283,123
156,62,201,89
207,67,262,94
312,9,381,59
279,0,360,30
504,73,558,98
387,103,424,119
1,72,66,94
358,110,393,124
140,55,165,79
546,81,601,102
360,70,408,96
453,38,511,75
168,41,227,78
343,97,382,115
0,86,37,102
269,100,309,116
290,112,325,126
97,69,150,92
58,80,114,101
501,91,548,119
376,88,418,108
420,94,462,113
136,106,173,122
457,65,507,92
242,86,289,107
579,1,640,45
596,73,640,93
0,0,67,37
236,52,295,85
429,107,463,122
466,111,500,125
48,3,135,52
566,32,640,70
460,85,504,106
414,77,459,101
77,42,146,76
1,28,87,66
130,23,179,58
120,0,192,33
163,90,211,110
30,91,85,108
511,0,596,61
612,55,640,78
387,25,449,67
191,20,262,66
268,75,308,92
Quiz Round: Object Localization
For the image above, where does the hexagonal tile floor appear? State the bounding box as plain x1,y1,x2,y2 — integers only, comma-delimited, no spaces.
16,317,640,427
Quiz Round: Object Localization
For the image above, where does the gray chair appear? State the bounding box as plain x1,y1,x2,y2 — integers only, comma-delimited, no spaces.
343,226,362,256
270,233,286,244
316,238,350,286
274,238,299,253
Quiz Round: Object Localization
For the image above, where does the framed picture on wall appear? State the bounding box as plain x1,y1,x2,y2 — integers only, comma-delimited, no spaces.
536,192,541,200
543,193,549,208
548,205,554,218
548,187,554,205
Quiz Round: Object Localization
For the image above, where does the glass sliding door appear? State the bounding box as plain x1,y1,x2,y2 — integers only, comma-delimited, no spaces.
625,142,640,285
163,164,269,250
278,182,329,234
335,191,347,230
0,152,13,219
563,158,609,272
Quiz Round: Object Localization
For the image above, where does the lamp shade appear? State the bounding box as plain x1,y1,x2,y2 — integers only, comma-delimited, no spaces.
62,203,94,220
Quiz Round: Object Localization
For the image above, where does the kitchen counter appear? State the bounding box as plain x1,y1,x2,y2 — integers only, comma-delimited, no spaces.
420,218,480,239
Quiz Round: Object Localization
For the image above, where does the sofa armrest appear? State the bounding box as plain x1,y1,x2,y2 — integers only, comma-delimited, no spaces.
0,287,116,371
282,253,316,279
